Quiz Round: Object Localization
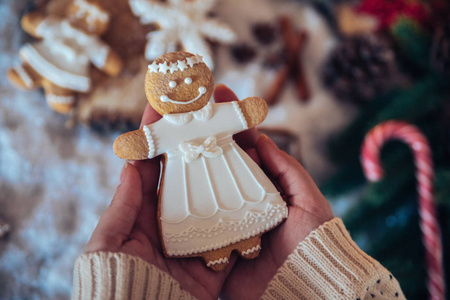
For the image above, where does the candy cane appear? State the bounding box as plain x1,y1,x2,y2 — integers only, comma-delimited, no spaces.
361,120,445,300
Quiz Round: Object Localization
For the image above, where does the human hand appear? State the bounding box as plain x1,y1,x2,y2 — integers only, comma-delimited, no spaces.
84,83,333,300
84,101,236,300
215,85,334,300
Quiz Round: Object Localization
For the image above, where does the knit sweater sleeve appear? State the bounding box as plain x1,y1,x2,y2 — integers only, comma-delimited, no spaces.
261,218,405,300
72,252,197,300
72,218,405,300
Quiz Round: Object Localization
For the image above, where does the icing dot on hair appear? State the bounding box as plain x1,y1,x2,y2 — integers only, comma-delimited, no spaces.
169,81,177,88
185,77,192,84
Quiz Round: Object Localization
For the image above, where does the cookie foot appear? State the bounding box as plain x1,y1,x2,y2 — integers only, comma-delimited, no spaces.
200,235,262,271
46,94,76,114
42,80,76,114
235,235,261,259
7,65,38,89
206,257,230,272
240,244,262,259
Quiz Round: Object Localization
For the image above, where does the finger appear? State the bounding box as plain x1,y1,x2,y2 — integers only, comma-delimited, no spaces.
140,103,162,127
233,128,260,150
135,103,162,196
256,134,326,208
213,84,239,103
85,163,143,252
131,158,161,197
245,148,261,166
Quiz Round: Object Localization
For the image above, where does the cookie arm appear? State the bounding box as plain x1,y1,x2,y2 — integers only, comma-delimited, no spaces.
21,12,46,38
89,41,123,77
100,50,123,77
113,129,151,160
236,97,268,129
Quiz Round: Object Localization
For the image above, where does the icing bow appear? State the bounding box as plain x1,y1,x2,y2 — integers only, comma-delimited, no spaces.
179,136,223,162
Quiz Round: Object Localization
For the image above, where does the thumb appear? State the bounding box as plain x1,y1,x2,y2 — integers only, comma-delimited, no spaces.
85,162,143,252
256,135,327,209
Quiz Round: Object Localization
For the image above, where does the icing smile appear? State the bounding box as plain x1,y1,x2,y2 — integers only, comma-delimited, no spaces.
160,86,207,105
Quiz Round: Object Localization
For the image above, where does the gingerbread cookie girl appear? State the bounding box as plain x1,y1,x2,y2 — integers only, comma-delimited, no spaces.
113,51,288,271
7,0,123,114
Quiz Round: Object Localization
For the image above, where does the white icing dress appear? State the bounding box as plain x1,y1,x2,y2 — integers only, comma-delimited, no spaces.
19,17,110,92
143,101,288,256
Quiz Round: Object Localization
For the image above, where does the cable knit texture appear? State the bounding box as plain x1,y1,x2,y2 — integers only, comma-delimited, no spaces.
72,218,405,300
261,218,405,300
72,252,195,300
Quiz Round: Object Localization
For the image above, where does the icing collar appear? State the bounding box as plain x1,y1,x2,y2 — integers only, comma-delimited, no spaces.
163,102,213,125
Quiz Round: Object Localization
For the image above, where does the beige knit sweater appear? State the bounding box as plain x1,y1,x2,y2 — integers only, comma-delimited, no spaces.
72,218,405,299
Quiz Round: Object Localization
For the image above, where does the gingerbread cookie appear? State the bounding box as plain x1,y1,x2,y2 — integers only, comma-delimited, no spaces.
128,0,236,70
7,0,123,114
72,0,153,130
113,51,288,271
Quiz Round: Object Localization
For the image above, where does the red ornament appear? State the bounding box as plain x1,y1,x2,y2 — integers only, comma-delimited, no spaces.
356,0,430,30
361,121,445,300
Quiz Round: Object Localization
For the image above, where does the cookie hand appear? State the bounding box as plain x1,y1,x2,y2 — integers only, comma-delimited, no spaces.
21,12,46,38
113,129,150,160
100,50,123,77
238,97,268,129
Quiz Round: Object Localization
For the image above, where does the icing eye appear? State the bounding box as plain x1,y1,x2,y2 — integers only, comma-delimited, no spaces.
198,86,207,94
184,77,192,85
169,81,177,88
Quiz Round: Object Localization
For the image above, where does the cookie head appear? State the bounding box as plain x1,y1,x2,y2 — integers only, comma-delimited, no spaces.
145,52,214,116
66,0,110,35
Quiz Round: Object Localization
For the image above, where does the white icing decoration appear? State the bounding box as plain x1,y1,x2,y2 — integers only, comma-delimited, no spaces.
169,62,178,74
160,86,206,105
207,257,229,267
143,125,156,158
177,60,188,71
232,101,248,130
163,102,213,125
74,0,110,28
147,54,204,74
136,102,287,257
163,203,288,256
13,65,33,88
148,62,159,73
184,77,192,84
169,81,177,88
164,203,285,239
158,61,170,73
129,0,236,70
179,136,223,163
90,45,109,69
46,94,75,105
242,245,261,256
18,18,111,92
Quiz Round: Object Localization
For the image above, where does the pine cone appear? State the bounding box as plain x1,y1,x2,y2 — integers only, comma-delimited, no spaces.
431,21,450,76
252,23,278,45
230,43,257,64
322,35,396,103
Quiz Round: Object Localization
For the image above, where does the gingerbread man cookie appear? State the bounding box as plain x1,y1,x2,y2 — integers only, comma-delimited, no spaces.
113,52,288,271
7,0,123,114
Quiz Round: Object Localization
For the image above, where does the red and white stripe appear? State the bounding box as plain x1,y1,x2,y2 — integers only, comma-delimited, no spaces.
361,121,445,300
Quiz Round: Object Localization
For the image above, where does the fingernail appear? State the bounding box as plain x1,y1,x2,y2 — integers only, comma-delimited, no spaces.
120,161,128,183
